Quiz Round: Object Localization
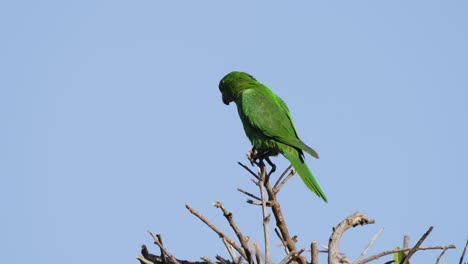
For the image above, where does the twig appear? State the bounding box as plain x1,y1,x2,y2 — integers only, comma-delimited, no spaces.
279,250,295,264
156,234,167,264
238,162,260,180
460,238,468,264
185,204,248,260
328,212,375,264
247,200,272,206
237,188,262,202
214,201,253,264
216,255,231,264
137,255,156,264
222,238,237,262
273,169,296,194
359,244,456,264
354,226,384,264
436,248,449,264
279,249,306,264
273,164,293,190
253,241,262,264
311,241,318,264
275,228,289,254
400,226,433,264
258,165,271,264
403,235,409,249
148,231,181,264
201,256,218,264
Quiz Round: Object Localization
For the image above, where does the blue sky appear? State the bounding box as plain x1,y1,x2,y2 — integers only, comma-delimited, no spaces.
1,1,467,263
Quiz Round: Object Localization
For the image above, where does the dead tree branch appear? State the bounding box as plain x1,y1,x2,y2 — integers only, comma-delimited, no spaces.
148,231,181,264
213,201,253,264
185,204,248,260
460,238,468,264
359,244,456,264
328,212,375,264
399,226,433,264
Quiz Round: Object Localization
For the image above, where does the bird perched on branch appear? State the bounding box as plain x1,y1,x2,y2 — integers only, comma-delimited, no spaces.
219,71,327,202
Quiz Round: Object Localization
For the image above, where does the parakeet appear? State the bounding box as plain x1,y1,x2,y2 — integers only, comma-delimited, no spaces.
219,71,327,202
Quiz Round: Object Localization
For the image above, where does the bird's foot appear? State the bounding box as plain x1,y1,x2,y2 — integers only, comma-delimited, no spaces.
247,147,260,166
265,157,276,176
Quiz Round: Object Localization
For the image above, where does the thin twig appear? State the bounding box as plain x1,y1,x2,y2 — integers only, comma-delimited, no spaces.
400,226,433,264
359,244,456,264
273,164,293,190
222,238,237,262
185,204,248,260
278,250,296,264
311,241,318,264
238,162,260,180
148,231,181,264
237,188,262,202
275,228,289,254
460,238,468,264
253,241,261,264
403,235,410,249
137,255,156,264
216,255,231,264
201,256,218,264
258,165,271,264
436,248,449,264
214,201,253,264
354,226,384,263
273,169,296,194
156,234,167,264
279,249,306,264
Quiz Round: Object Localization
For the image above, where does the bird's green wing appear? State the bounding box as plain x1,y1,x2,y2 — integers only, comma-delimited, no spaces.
239,86,319,158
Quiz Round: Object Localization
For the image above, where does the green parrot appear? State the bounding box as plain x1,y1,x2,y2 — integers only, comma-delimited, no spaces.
219,71,327,202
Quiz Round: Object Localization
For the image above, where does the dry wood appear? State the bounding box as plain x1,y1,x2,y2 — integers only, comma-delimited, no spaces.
214,201,253,264
185,204,248,260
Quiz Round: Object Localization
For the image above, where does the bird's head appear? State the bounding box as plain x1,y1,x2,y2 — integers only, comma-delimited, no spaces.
219,71,257,105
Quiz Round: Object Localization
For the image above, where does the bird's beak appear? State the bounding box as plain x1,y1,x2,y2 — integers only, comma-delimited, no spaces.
222,94,230,105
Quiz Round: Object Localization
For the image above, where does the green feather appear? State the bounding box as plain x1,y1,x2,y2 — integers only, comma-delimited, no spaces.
219,71,327,202
281,143,327,202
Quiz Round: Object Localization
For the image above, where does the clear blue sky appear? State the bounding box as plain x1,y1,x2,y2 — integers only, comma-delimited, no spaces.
1,1,467,263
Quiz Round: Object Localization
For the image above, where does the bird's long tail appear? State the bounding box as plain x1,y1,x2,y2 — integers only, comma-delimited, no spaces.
281,145,327,202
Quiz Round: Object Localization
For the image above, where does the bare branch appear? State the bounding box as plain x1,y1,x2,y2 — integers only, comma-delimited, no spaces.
279,248,306,264
273,169,296,194
137,255,157,264
216,255,231,264
273,164,293,190
157,234,167,264
148,231,181,264
436,248,449,264
238,162,260,180
213,201,253,264
328,212,375,264
403,235,410,249
258,165,271,264
237,188,262,202
275,228,288,254
201,256,218,264
221,238,237,263
185,204,248,260
400,226,433,264
359,244,456,264
311,241,318,264
354,226,384,264
253,241,262,264
460,238,468,264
